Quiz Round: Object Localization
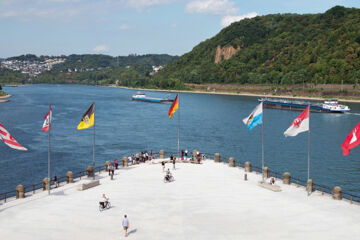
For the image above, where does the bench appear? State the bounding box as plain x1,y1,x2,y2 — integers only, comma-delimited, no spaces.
77,180,100,191
258,181,281,192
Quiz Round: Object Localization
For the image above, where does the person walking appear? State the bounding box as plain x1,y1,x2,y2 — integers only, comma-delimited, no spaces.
122,214,130,237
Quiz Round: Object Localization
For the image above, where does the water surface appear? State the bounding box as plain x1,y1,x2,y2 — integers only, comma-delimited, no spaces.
1,85,360,197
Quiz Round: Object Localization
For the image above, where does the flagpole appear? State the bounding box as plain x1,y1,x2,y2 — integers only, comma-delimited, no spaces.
48,104,51,195
177,93,180,158
307,106,311,195
93,102,95,180
261,103,264,182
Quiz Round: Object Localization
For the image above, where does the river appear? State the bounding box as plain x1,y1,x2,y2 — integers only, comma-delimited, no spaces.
1,84,360,198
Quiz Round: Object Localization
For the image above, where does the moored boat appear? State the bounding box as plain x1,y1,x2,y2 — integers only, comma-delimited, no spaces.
132,92,174,104
258,98,350,113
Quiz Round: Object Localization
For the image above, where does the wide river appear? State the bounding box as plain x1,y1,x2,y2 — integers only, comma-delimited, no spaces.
1,85,360,198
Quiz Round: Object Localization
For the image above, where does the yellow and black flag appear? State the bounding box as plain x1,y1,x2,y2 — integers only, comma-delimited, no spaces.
77,103,95,130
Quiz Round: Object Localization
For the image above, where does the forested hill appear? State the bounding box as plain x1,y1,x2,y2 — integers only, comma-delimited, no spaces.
154,6,360,85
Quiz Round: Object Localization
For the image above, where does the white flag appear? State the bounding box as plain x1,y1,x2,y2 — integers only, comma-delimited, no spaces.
42,105,52,132
284,106,310,137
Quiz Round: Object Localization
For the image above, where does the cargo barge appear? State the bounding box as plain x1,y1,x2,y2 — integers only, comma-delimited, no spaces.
258,98,350,113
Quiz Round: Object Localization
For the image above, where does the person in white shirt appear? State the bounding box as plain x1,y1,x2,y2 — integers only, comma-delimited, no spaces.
99,193,109,208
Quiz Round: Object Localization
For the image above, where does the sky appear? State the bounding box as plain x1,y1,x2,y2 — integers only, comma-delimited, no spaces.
0,0,360,58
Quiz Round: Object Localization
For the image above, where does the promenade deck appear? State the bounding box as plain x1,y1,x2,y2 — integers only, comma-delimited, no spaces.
0,160,359,240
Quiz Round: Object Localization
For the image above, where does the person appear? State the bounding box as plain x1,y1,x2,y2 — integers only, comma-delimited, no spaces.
165,168,172,182
128,156,131,165
172,156,176,170
185,149,188,160
270,177,275,185
110,164,115,176
114,158,118,169
108,164,112,176
135,153,139,164
52,174,59,188
132,154,136,165
161,161,165,172
122,214,130,237
99,193,109,208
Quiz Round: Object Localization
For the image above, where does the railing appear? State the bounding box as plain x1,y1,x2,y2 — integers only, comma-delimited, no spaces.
1,150,359,205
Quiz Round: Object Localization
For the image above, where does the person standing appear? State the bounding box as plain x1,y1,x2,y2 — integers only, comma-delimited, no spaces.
114,158,118,169
122,214,130,237
161,161,165,172
172,156,176,170
52,174,59,188
185,149,188,160
111,164,115,176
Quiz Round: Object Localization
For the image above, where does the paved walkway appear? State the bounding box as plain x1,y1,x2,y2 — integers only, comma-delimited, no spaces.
0,160,359,240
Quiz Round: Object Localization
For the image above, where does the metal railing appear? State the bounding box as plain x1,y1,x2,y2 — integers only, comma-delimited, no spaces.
1,150,359,205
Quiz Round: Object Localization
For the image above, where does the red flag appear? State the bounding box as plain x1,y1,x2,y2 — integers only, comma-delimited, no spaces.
0,123,27,151
341,121,360,156
284,106,310,137
42,105,52,132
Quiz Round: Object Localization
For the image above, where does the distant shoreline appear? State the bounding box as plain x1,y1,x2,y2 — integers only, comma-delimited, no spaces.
109,85,360,103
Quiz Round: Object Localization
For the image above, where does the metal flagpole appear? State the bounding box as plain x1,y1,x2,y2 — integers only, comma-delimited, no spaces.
177,93,180,158
93,102,95,180
307,106,311,195
48,104,51,195
261,103,264,182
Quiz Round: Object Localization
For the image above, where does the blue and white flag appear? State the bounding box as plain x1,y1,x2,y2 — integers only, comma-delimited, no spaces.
242,103,263,130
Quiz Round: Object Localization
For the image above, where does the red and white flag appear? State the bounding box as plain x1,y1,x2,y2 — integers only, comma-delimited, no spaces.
42,105,52,132
0,123,28,151
341,121,360,156
284,106,310,137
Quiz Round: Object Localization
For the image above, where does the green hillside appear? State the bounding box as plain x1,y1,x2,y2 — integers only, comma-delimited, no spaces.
154,6,360,86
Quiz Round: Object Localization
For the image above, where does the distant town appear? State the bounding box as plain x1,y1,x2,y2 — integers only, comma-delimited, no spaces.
0,58,65,77
0,57,164,77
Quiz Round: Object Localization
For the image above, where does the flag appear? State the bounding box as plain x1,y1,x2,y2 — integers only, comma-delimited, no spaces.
242,102,263,130
42,105,52,132
0,123,27,151
284,106,309,137
77,103,95,130
168,94,179,119
341,121,360,156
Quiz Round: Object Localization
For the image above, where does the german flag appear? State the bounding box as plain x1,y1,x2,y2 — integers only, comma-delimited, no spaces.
77,103,95,130
168,94,179,119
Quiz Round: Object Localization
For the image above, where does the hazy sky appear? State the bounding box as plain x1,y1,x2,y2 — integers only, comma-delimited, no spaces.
1,0,359,58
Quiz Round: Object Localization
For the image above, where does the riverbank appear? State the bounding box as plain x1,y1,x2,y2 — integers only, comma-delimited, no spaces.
0,94,11,102
110,84,360,103
1,159,359,240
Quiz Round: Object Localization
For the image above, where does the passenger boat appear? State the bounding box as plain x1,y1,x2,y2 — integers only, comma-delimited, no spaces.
132,92,174,104
258,98,350,113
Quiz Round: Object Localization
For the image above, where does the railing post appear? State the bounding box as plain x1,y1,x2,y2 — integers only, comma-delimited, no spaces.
321,185,324,195
4,193,7,203
33,184,35,194
350,195,353,204
80,171,82,180
283,172,291,184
